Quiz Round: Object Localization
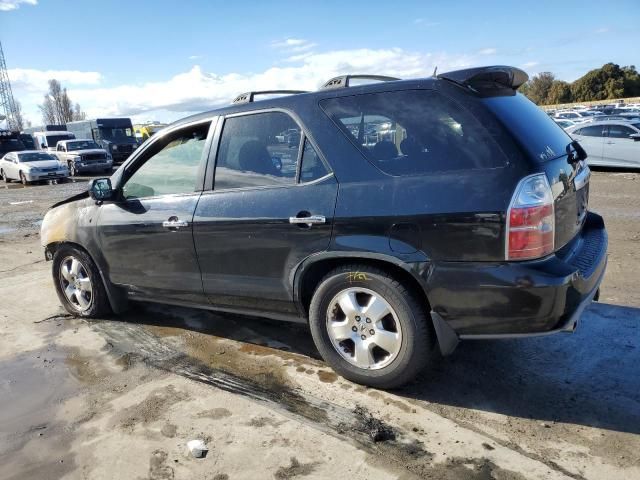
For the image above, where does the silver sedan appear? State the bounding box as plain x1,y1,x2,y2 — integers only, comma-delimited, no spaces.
567,121,640,168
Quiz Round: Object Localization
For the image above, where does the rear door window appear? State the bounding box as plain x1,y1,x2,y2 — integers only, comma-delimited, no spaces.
607,125,634,138
320,90,505,176
214,112,301,190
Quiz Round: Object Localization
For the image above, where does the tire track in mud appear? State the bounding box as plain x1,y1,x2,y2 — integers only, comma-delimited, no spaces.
90,319,580,480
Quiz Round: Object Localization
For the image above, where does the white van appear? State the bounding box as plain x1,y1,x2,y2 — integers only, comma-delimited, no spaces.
33,131,75,152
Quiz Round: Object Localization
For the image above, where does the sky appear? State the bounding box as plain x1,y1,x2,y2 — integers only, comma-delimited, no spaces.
1,0,639,127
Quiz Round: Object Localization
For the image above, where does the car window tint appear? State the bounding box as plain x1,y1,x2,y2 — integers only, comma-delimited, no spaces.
576,125,604,137
607,125,634,138
320,89,504,175
122,123,209,199
214,112,300,190
299,139,329,182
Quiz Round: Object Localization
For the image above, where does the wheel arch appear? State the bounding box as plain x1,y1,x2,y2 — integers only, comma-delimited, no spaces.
294,252,432,319
46,240,128,314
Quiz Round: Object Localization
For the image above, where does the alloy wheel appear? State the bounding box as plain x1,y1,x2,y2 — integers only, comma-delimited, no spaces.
59,256,93,312
326,287,402,370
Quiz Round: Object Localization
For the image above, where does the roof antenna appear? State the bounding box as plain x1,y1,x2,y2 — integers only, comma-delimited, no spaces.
432,66,438,77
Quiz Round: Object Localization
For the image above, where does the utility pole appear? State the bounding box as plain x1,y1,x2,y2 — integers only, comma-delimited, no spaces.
0,41,19,130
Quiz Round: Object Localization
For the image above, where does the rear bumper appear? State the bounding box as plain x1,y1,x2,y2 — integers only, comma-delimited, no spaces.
428,212,608,343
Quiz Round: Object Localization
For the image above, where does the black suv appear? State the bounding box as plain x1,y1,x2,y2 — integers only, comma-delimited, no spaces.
40,66,607,388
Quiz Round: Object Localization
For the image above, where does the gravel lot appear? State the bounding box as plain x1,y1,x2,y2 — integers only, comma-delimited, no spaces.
0,171,638,480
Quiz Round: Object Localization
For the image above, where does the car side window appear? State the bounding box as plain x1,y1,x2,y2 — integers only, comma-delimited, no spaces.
321,89,504,176
576,125,604,137
607,125,634,138
214,112,301,190
299,139,329,182
122,122,210,200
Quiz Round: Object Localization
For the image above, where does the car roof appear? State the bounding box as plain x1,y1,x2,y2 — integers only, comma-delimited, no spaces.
33,131,73,135
14,150,54,155
168,76,441,129
59,139,94,144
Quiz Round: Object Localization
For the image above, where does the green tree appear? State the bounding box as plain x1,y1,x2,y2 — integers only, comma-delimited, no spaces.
519,72,555,104
545,80,572,105
571,63,629,102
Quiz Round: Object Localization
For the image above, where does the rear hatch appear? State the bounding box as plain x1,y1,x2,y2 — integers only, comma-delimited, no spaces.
482,93,589,250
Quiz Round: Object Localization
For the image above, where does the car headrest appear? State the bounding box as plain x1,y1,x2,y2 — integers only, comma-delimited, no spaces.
238,140,278,176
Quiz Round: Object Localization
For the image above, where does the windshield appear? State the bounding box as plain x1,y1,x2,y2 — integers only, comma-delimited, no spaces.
45,135,73,148
19,134,36,149
67,140,100,151
18,152,56,162
100,127,135,140
483,93,572,162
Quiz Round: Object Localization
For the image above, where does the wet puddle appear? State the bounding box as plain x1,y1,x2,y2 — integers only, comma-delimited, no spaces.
0,340,87,479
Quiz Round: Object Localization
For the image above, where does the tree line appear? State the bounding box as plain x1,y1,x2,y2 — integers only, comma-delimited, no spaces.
519,63,640,106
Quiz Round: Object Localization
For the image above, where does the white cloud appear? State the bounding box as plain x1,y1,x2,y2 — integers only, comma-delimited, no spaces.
13,48,480,124
478,48,497,55
520,61,539,70
188,55,203,60
8,68,102,92
595,27,609,34
271,38,317,53
413,18,440,26
0,0,36,11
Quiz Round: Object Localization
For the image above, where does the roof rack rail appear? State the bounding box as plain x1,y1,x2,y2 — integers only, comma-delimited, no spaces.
320,75,400,90
232,90,309,104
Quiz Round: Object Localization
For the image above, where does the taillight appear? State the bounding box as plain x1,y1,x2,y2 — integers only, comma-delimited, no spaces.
506,173,554,260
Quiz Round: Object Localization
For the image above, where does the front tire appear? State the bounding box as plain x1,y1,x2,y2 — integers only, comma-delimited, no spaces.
19,171,28,185
52,245,112,318
308,264,434,389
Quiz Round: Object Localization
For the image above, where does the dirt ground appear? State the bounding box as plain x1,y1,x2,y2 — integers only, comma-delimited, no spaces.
0,171,638,480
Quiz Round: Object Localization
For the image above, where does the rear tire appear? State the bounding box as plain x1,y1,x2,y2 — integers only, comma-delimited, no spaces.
52,245,112,318
308,264,434,389
1,169,10,183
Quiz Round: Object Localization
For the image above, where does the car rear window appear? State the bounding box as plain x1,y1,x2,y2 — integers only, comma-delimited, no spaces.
320,89,506,176
483,93,572,162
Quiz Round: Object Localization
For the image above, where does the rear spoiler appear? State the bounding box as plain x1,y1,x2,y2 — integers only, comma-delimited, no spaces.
437,66,528,91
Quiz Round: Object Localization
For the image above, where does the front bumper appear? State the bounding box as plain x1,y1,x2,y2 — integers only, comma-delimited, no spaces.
25,171,69,181
428,212,608,342
75,160,113,172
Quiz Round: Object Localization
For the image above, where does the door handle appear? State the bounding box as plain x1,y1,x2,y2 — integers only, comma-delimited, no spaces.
289,214,326,226
162,217,189,229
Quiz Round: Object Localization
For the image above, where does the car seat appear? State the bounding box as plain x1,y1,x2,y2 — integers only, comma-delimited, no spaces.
238,140,279,176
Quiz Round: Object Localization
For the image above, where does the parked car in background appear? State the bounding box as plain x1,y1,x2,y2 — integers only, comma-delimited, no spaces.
0,150,69,184
592,113,640,122
554,119,576,129
19,133,36,150
55,139,113,176
0,129,26,158
66,118,139,165
554,110,592,123
568,121,640,168
33,130,76,152
41,66,607,389
133,123,168,143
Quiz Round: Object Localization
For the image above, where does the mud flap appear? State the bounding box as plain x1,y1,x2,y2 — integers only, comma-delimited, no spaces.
431,311,459,356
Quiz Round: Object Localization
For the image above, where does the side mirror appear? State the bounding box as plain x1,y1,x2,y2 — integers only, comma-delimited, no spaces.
630,133,640,141
41,143,46,149
88,178,114,201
